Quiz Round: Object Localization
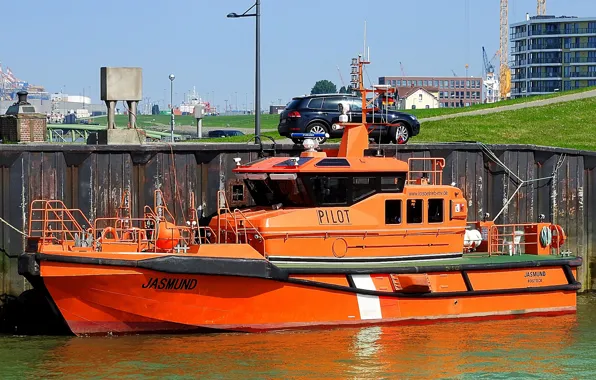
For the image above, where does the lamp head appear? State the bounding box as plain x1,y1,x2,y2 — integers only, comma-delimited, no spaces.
169,74,175,81
227,12,238,18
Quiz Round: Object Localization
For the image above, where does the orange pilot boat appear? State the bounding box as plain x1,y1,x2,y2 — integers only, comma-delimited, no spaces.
18,57,581,336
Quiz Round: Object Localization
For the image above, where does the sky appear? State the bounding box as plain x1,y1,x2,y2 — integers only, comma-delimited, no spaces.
2,0,596,111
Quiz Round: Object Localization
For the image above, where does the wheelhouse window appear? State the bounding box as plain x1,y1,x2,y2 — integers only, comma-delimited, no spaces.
428,199,444,223
311,176,349,206
407,199,423,224
244,173,314,207
385,200,402,224
381,175,405,192
353,177,376,201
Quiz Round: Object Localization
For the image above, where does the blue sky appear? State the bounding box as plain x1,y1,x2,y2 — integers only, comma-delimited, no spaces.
2,0,595,111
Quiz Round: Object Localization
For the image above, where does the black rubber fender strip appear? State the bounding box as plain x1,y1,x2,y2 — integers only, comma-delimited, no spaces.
286,277,582,298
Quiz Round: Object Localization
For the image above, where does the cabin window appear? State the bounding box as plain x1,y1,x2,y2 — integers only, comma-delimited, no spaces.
385,200,402,224
407,199,423,224
231,185,245,202
428,199,444,223
244,177,313,207
311,176,349,206
381,175,406,192
353,177,376,201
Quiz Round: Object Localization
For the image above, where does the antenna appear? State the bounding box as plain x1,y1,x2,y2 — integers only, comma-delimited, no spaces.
363,21,367,60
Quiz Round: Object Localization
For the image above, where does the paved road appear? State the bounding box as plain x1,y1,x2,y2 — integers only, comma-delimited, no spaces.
419,89,596,122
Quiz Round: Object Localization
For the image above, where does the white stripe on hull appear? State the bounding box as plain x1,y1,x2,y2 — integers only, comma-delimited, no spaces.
350,274,383,320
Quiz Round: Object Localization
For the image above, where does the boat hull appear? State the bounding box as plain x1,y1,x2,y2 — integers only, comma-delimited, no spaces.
28,255,580,336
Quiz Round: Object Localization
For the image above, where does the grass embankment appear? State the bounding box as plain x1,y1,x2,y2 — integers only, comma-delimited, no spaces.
405,86,596,119
416,97,596,151
93,114,279,130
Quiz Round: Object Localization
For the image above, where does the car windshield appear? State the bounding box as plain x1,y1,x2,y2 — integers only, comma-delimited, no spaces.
245,177,314,207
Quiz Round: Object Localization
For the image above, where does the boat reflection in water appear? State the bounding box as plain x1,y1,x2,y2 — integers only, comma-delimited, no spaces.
32,314,582,379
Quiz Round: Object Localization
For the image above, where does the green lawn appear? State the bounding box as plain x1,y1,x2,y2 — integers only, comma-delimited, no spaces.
404,86,596,119
199,97,596,150
416,97,596,151
92,114,279,130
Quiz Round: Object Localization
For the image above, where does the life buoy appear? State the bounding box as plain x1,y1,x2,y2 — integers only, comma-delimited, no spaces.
539,226,552,247
550,224,566,249
100,227,118,242
122,228,147,241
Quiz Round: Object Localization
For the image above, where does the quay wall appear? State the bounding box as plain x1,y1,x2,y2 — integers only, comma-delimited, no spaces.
0,142,595,298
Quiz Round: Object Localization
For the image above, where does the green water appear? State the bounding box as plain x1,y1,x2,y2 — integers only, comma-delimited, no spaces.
2,294,596,379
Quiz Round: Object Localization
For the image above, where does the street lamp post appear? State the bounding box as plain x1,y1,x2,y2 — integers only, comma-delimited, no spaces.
227,0,260,142
169,74,175,142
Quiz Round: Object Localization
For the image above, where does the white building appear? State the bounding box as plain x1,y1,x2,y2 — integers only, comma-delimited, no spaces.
398,87,439,109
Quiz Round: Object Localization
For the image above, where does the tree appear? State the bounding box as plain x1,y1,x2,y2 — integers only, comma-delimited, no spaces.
311,80,337,95
339,86,347,93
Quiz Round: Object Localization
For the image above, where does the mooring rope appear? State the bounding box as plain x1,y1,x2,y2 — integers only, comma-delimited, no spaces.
0,216,26,237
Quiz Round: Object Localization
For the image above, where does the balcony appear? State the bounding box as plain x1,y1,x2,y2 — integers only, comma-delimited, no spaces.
527,72,562,79
511,32,528,40
529,44,562,51
567,43,596,49
530,28,596,36
569,57,596,64
528,58,563,65
569,72,596,78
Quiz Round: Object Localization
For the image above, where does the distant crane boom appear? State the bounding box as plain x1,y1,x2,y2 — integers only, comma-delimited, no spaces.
336,66,345,87
399,61,406,76
499,0,511,99
482,47,495,75
538,0,546,16
451,70,458,77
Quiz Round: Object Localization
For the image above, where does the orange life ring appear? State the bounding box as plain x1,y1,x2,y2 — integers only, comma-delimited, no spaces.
100,226,119,242
122,228,147,241
550,224,566,249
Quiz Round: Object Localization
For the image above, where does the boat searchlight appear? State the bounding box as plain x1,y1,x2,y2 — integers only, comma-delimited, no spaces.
332,101,350,131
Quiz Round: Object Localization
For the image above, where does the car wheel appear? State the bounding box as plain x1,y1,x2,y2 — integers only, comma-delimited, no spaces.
389,122,410,144
306,122,329,143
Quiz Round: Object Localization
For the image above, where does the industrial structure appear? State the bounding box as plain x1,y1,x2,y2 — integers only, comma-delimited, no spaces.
510,15,596,98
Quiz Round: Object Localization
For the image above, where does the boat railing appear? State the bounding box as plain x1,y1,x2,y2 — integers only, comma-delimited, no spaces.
216,190,264,247
92,216,215,252
407,158,445,185
28,200,92,243
487,223,560,256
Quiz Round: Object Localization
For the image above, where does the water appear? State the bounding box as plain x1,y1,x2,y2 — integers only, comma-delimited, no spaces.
2,294,596,379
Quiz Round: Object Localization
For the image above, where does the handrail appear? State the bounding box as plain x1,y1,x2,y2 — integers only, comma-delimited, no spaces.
407,158,445,186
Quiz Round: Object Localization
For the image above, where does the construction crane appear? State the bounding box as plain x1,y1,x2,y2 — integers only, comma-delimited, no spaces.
538,0,546,16
499,0,511,100
451,69,458,77
336,66,346,88
483,47,500,103
399,62,407,76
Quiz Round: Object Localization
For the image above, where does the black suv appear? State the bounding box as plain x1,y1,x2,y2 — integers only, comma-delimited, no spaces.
278,94,420,144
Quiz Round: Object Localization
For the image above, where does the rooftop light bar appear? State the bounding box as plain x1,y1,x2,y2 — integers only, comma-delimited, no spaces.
290,133,329,138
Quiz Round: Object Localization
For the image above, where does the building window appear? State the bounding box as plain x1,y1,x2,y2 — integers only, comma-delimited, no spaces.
407,80,412,87
417,80,423,86
425,105,430,109
450,80,455,88
423,80,428,86
419,94,423,101
428,199,444,223
412,105,416,109
407,199,423,224
434,80,439,87
444,80,449,87
385,200,402,224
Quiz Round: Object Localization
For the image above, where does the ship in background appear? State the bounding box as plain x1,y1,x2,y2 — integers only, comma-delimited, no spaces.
0,61,50,102
177,87,217,115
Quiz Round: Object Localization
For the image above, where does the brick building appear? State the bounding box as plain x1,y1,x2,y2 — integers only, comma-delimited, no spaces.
378,76,484,108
